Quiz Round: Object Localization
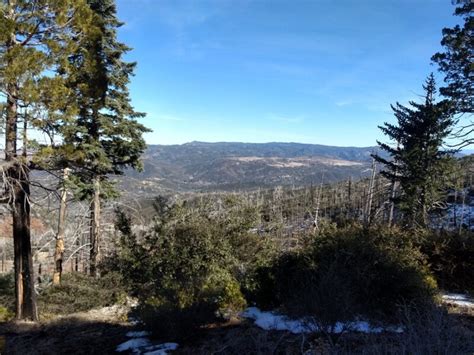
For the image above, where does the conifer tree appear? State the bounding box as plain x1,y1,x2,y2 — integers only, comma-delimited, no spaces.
59,0,150,277
432,0,473,148
373,75,456,228
0,0,92,320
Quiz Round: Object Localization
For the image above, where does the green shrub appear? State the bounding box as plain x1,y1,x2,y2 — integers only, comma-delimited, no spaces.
311,226,436,318
136,270,246,340
246,251,314,309
418,230,474,293
251,226,437,321
0,306,14,322
110,202,257,338
0,273,15,315
39,272,127,316
137,301,215,341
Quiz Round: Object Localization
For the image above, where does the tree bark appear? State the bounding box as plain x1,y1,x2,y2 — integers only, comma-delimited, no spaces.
53,168,69,285
5,55,38,319
89,177,101,278
10,164,37,321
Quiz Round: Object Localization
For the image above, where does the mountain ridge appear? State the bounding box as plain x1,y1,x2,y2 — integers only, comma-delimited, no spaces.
120,141,383,195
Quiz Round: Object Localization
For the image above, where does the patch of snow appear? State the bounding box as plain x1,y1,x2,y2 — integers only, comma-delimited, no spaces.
116,331,178,354
442,293,474,308
116,337,152,353
143,343,179,355
241,307,402,334
241,307,309,333
126,331,151,338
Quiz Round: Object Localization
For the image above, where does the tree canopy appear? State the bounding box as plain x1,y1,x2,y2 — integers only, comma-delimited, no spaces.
432,0,473,148
374,75,456,227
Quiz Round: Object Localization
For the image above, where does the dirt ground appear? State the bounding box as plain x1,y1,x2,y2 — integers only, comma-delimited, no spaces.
0,305,133,355
1,303,473,355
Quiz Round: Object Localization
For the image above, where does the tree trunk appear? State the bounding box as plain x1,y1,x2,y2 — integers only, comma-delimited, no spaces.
388,178,397,227
459,188,466,233
53,168,69,285
5,67,38,320
11,166,37,321
364,158,377,228
89,177,101,278
313,176,324,231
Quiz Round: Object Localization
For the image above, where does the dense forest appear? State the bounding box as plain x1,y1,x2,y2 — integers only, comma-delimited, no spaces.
0,0,473,354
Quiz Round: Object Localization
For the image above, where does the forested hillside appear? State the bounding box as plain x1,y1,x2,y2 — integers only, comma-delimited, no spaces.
122,142,384,194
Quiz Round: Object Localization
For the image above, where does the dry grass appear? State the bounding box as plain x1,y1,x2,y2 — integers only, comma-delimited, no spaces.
0,301,136,355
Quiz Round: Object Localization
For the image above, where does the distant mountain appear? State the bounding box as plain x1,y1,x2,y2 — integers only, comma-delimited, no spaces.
120,141,384,195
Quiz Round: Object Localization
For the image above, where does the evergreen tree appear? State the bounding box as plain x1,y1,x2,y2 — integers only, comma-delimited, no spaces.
432,0,473,148
58,0,150,277
373,75,456,228
0,0,92,320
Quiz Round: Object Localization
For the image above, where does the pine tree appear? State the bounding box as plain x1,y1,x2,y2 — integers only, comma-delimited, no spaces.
0,0,92,320
58,0,150,277
432,0,473,148
373,75,456,228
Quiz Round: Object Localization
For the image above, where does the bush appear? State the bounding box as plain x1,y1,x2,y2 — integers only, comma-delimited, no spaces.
251,226,437,321
39,272,127,316
109,201,257,338
418,230,474,293
0,273,15,317
246,251,313,309
137,301,216,341
311,226,436,319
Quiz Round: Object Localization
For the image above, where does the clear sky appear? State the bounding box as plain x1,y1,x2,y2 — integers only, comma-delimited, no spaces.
116,0,458,147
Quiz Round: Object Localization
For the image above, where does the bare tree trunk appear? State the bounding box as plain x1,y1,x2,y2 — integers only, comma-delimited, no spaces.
53,168,69,285
1,240,4,273
459,188,465,234
453,188,458,228
388,178,397,227
313,175,324,231
89,177,101,278
388,144,400,228
346,177,352,219
364,158,376,228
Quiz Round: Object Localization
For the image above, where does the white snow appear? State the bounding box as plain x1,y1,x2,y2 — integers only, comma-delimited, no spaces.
241,307,402,334
241,307,310,333
442,293,474,308
116,338,152,353
143,343,179,355
116,330,178,354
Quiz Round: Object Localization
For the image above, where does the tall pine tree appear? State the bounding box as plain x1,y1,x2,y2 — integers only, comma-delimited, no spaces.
373,75,456,228
432,0,473,148
0,0,92,320
58,0,150,277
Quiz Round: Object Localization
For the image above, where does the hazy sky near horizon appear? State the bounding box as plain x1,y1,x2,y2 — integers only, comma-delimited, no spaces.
116,0,458,147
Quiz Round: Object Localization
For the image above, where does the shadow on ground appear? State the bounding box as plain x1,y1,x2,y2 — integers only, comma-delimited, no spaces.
0,317,131,355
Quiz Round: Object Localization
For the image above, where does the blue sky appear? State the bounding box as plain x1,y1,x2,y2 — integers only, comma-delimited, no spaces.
116,0,458,147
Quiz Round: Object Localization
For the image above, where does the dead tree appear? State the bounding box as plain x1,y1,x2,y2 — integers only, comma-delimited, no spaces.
53,168,69,285
364,158,377,228
313,175,324,231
